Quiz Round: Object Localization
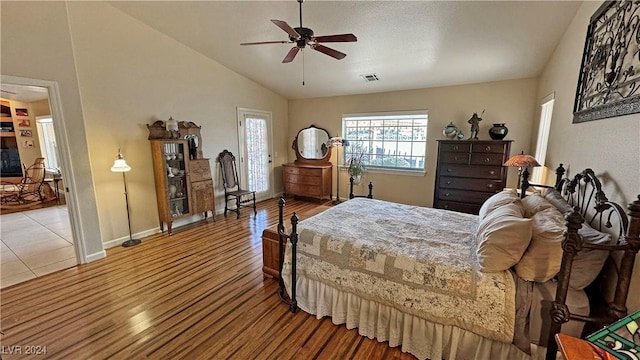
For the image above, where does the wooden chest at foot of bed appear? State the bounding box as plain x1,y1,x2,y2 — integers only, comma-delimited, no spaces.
262,205,331,278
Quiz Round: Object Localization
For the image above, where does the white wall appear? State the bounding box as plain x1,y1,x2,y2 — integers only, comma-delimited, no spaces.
289,78,539,206
536,1,640,311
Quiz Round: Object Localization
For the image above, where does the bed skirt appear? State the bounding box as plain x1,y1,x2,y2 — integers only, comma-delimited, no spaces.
285,273,535,360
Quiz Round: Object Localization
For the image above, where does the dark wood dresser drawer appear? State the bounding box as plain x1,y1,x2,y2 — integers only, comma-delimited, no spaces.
440,164,503,179
470,153,506,166
471,142,508,154
439,176,502,192
282,163,332,200
440,152,470,164
439,143,471,153
438,189,494,205
286,183,322,196
437,200,481,215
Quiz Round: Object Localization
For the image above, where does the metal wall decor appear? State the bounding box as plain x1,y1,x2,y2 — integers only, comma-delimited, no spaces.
573,0,640,123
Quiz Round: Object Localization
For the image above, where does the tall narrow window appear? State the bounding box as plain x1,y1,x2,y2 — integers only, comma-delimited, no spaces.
36,115,59,169
532,93,554,184
342,111,428,172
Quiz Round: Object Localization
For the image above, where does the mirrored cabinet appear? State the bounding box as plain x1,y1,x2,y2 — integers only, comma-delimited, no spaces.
148,120,214,234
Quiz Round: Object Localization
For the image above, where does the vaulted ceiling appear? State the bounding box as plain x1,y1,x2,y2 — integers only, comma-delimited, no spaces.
110,1,581,100
1,1,583,102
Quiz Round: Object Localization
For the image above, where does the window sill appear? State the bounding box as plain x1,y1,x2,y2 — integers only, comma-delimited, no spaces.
338,165,426,177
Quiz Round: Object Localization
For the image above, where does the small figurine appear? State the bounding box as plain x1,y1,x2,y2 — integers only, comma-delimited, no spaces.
468,110,484,140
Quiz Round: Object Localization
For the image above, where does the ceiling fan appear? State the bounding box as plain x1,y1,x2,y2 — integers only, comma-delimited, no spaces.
240,0,357,63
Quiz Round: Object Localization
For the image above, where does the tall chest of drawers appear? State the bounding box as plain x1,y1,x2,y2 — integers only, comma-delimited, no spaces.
433,140,512,214
283,163,332,200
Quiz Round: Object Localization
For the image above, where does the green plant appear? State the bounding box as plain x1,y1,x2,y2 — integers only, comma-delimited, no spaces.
347,150,366,177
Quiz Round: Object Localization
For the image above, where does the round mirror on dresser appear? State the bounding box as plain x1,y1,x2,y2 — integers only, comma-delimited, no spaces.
292,125,332,164
284,125,333,201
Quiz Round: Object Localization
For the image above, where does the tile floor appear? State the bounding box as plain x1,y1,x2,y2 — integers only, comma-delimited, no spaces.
0,205,77,288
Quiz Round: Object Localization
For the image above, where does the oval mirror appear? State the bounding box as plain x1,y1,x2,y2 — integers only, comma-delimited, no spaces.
293,125,331,164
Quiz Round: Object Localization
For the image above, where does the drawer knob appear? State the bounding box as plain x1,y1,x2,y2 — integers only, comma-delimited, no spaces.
444,205,449,209
454,146,459,151
485,146,492,151
446,180,452,185
447,168,452,172
454,156,459,161
487,184,494,188
484,157,490,163
445,192,450,197
489,170,495,175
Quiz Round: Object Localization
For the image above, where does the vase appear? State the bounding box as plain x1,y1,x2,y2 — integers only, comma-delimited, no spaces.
168,184,177,199
489,123,508,140
351,174,362,185
442,122,459,139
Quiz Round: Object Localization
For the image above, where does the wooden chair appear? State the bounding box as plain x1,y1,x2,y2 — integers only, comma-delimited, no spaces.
0,157,46,205
217,150,256,219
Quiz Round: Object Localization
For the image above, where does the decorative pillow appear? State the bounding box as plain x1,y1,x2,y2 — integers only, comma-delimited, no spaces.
515,207,564,282
521,193,555,218
476,202,532,272
569,224,612,290
478,189,519,220
543,188,573,214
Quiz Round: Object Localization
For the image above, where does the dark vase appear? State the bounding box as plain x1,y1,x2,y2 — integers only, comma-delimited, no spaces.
489,123,508,140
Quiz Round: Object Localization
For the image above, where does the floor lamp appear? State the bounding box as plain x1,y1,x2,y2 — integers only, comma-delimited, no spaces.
327,137,349,204
111,149,141,247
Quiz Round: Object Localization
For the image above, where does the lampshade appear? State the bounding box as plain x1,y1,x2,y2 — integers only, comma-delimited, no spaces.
504,154,540,168
111,150,131,172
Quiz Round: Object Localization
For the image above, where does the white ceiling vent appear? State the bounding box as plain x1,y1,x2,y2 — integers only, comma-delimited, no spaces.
360,73,379,82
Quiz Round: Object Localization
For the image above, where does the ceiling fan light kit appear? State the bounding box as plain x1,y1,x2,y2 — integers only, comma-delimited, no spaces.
241,0,357,64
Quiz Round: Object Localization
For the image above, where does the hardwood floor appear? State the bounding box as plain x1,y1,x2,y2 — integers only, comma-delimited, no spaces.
0,198,415,360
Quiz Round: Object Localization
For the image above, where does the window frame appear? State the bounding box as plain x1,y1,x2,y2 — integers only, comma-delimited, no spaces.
342,110,428,175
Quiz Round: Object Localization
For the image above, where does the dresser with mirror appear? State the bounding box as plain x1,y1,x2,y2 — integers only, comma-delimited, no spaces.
282,125,333,201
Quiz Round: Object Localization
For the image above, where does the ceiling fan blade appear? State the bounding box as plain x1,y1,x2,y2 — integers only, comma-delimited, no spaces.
271,19,300,39
314,34,357,43
312,44,347,60
282,47,300,63
241,40,291,46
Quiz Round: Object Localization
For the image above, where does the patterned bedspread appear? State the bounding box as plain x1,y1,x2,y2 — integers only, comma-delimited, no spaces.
282,198,516,342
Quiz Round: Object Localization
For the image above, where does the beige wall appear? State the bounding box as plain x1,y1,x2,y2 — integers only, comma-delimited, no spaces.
2,2,288,253
536,1,640,311
289,78,539,206
1,1,103,259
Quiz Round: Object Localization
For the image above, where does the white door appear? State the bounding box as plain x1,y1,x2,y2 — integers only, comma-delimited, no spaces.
237,108,273,202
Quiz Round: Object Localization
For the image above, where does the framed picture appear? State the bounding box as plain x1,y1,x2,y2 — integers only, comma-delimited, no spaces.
15,108,28,116
20,130,32,137
573,1,640,123
17,119,30,127
23,140,34,148
587,309,640,357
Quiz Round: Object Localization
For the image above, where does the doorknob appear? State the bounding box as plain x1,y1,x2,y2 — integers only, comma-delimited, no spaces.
268,153,273,163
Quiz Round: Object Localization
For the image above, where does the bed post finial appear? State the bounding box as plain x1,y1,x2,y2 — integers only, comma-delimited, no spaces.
555,164,565,190
277,196,287,301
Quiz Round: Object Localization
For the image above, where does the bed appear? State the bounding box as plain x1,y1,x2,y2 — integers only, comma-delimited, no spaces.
275,165,640,359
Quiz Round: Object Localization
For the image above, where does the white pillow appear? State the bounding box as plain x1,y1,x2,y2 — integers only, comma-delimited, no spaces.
543,188,573,214
476,202,532,272
569,224,612,290
515,207,564,282
478,189,519,220
521,193,555,218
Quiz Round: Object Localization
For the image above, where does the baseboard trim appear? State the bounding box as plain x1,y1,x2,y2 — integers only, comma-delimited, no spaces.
85,250,106,262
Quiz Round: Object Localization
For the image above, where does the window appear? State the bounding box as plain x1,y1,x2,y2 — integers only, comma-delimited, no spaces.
342,111,428,172
531,93,554,183
36,116,59,169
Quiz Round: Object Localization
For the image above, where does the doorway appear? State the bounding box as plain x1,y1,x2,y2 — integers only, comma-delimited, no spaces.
237,108,274,202
0,81,78,288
